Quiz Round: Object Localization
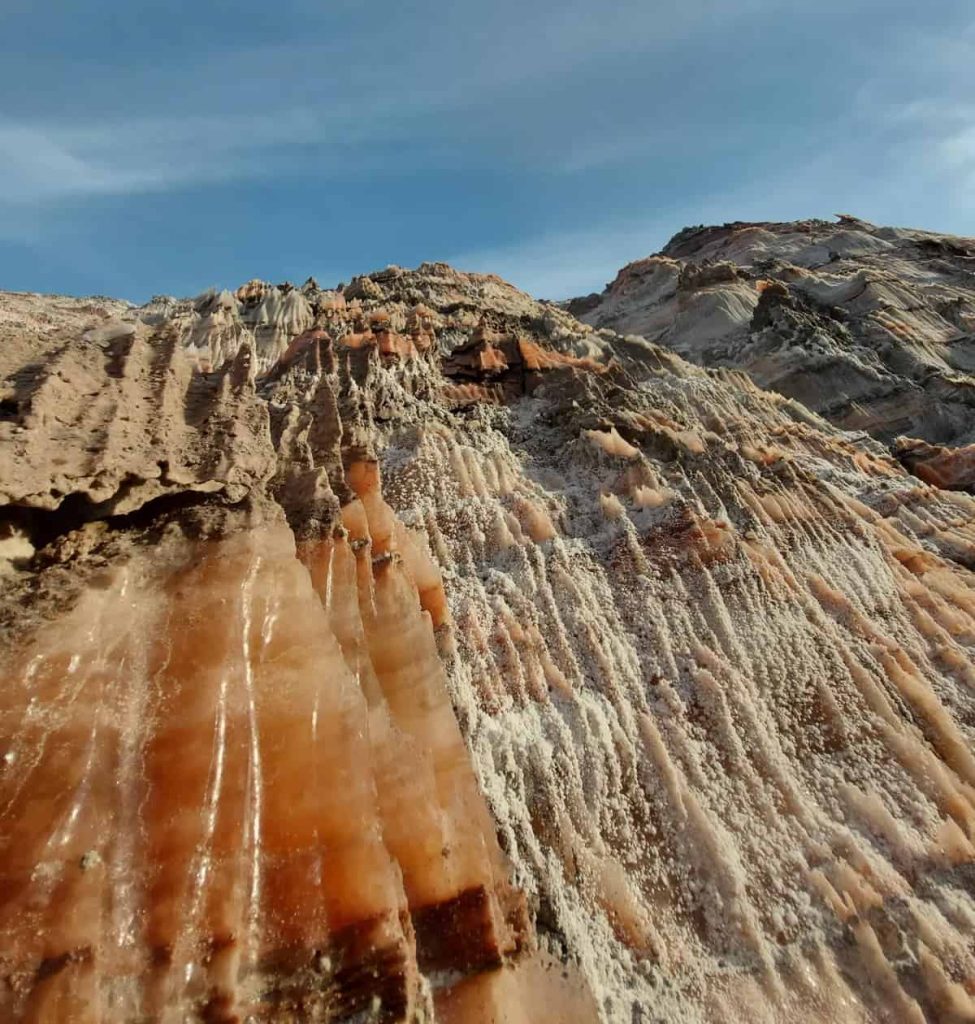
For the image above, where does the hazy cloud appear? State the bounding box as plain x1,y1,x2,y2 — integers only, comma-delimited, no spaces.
0,0,972,297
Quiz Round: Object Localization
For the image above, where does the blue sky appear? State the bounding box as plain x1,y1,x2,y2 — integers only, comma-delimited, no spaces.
1,0,973,301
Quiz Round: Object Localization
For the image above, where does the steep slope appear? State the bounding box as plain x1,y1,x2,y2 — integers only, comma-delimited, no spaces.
571,216,975,471
3,266,975,1022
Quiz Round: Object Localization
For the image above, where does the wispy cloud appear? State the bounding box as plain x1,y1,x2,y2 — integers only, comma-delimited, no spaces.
846,19,975,217
0,110,339,204
0,0,797,208
1,0,973,298
0,122,151,202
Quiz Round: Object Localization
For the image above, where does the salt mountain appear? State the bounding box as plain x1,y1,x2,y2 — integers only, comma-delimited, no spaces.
2,216,975,1023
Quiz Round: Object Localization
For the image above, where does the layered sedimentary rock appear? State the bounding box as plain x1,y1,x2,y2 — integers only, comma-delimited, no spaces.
3,258,975,1022
571,216,975,480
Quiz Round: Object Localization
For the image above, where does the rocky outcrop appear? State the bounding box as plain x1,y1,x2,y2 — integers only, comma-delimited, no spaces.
4,262,975,1022
573,216,975,464
895,437,975,492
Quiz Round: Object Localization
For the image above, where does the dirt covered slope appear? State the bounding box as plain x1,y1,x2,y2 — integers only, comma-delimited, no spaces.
3,264,975,1022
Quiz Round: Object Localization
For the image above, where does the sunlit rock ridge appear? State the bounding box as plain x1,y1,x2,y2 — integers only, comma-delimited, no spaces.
571,215,975,493
2,235,975,1022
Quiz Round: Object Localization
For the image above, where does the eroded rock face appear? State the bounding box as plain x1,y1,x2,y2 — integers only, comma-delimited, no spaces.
573,216,975,459
895,438,975,493
3,264,975,1022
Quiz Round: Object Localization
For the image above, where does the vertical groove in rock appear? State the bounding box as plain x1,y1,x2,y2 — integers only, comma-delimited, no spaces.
4,255,975,1022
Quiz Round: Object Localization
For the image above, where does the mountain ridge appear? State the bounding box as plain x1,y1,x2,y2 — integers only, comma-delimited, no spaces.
570,215,975,493
3,223,975,1021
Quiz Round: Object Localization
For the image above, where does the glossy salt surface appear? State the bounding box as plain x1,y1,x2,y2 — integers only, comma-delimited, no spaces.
0,473,543,1022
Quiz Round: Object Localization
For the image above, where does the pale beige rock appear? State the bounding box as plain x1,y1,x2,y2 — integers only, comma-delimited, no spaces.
573,216,975,464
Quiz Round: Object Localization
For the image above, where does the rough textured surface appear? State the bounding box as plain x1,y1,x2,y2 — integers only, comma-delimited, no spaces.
3,256,975,1022
571,216,975,466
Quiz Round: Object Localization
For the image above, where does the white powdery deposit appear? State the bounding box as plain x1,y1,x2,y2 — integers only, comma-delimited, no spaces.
380,367,975,1022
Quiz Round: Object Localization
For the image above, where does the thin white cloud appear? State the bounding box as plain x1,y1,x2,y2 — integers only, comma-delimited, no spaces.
3,0,973,300
0,122,155,202
847,18,975,218
0,0,796,208
0,111,337,204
